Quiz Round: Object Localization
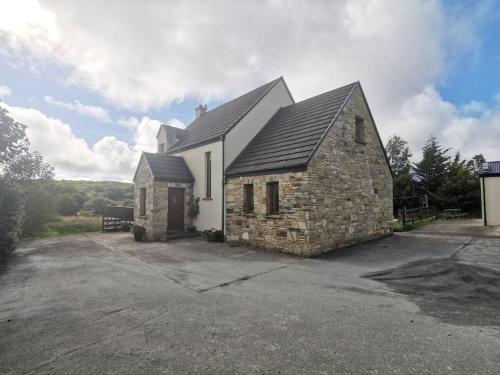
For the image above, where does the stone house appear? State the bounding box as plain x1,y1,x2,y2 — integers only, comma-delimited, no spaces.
133,77,393,255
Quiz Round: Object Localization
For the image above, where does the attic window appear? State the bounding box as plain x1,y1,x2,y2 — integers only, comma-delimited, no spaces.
355,116,366,144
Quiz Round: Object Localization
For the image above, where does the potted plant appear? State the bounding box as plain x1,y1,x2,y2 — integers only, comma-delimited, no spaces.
132,224,145,241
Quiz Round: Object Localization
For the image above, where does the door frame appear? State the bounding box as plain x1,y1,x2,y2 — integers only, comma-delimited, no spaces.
167,187,185,232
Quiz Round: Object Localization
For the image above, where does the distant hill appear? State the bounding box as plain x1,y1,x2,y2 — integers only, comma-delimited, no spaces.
52,180,134,216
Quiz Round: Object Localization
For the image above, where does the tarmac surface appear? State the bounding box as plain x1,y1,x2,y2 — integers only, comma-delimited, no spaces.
1,220,499,374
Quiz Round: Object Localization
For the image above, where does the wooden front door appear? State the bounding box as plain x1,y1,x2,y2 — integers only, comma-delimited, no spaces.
168,187,184,232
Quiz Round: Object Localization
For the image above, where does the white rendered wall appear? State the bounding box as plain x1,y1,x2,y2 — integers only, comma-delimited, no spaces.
482,177,500,225
173,141,223,230
157,126,167,153
224,79,294,168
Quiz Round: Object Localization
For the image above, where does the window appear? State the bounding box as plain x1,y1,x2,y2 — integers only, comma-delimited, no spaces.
205,151,211,198
266,182,279,215
355,116,366,144
244,184,254,213
139,187,146,216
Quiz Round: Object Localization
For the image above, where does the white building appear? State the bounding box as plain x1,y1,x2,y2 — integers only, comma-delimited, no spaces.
480,161,500,226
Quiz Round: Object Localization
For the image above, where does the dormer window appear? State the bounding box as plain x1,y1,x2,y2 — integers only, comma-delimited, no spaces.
355,116,366,144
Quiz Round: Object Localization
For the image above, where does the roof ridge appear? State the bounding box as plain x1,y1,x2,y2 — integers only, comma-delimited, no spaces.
226,81,359,176
281,81,358,109
167,77,284,153
303,83,357,164
186,77,281,123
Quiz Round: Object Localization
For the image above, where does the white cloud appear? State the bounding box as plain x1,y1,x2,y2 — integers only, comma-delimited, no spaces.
0,0,454,112
117,116,186,153
44,95,111,123
0,102,171,181
0,0,499,167
380,87,500,160
0,84,12,99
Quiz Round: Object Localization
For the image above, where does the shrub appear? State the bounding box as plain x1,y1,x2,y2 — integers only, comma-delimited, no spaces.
203,229,224,242
132,224,145,241
0,178,23,260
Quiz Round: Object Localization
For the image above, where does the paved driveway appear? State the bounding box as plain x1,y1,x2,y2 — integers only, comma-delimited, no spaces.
1,223,499,374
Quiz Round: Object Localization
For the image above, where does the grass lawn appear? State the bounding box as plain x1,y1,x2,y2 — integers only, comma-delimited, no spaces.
27,216,102,239
392,218,434,232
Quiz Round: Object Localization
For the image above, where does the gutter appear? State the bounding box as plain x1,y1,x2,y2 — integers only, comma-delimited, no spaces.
221,135,225,238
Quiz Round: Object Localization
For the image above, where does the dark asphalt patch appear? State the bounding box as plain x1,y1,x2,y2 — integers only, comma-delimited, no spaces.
364,258,500,327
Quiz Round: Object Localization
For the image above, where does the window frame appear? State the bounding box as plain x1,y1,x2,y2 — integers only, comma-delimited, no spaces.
139,187,146,217
205,151,212,198
355,115,366,144
266,181,279,215
244,184,254,214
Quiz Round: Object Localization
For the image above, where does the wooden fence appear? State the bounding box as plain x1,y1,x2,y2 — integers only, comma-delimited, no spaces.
397,206,438,226
102,206,134,232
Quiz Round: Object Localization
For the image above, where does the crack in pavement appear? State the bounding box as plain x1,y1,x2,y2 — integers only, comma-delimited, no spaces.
90,237,200,292
26,307,179,374
197,265,288,293
89,236,287,294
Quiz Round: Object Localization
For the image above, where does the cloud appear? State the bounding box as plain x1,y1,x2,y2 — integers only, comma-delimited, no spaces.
380,87,500,160
0,84,11,99
0,0,457,111
117,116,186,153
0,102,167,181
0,0,498,166
44,95,111,123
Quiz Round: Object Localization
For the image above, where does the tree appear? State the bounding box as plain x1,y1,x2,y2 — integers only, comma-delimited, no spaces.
0,107,54,255
438,152,481,213
0,107,29,168
0,178,23,259
83,196,112,215
385,135,416,199
56,193,80,216
413,136,450,207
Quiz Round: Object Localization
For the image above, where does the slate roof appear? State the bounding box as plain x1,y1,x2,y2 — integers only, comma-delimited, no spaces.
481,161,500,175
167,78,283,152
488,161,500,174
225,82,358,176
143,152,194,183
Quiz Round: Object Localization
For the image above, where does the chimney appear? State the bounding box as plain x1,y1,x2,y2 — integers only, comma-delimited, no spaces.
195,104,207,119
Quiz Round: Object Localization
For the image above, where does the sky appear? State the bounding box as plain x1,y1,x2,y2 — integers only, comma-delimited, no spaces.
0,0,499,181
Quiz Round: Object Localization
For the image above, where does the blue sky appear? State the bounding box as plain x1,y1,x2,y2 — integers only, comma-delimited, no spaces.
1,0,499,181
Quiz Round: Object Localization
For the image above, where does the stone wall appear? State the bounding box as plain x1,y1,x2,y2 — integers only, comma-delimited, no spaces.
225,172,311,256
134,157,192,241
305,85,393,255
225,85,393,256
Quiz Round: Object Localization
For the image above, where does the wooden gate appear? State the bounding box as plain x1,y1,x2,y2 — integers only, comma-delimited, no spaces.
102,206,134,232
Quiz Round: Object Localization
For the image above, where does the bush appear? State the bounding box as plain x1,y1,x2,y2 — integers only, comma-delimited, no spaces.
21,181,57,237
132,224,145,241
0,178,23,259
56,193,80,216
203,229,224,242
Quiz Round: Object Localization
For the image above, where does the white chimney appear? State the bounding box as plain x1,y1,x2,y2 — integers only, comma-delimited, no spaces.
195,104,207,119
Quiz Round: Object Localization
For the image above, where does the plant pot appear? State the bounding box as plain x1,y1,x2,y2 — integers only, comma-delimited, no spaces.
134,232,144,241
